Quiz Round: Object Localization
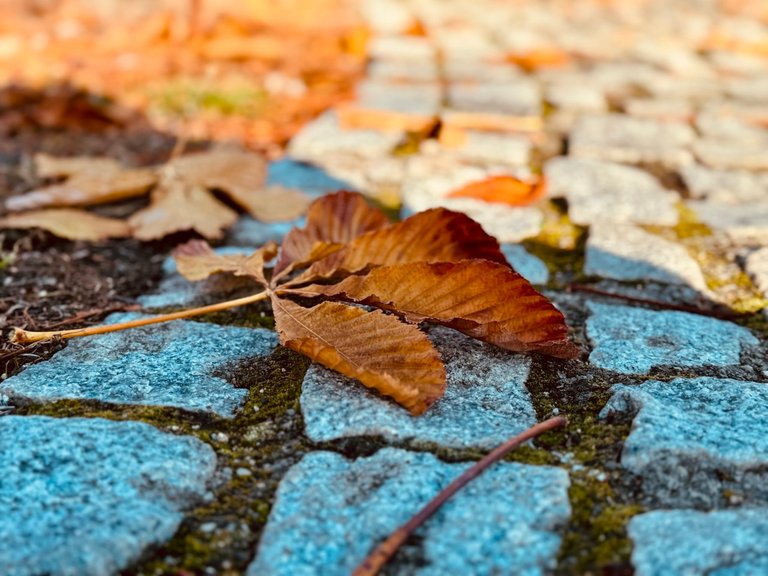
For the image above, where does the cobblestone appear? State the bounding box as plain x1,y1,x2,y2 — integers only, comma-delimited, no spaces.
545,157,679,226
249,449,570,575
586,302,758,375
2,314,278,416
601,377,768,507
629,509,768,576
0,416,216,576
301,327,535,449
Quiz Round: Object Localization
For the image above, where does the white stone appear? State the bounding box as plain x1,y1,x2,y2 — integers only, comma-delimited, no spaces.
746,246,768,296
287,111,402,162
402,167,543,242
545,157,679,226
585,223,708,291
569,114,695,168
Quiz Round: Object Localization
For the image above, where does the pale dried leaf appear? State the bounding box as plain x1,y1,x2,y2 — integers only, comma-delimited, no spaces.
272,297,445,414
289,207,508,285
283,261,579,359
0,208,130,240
34,153,122,178
173,239,277,285
274,190,390,277
228,184,311,222
7,166,157,211
128,180,237,240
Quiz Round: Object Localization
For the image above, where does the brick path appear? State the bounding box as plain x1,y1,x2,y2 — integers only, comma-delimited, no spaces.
2,0,768,574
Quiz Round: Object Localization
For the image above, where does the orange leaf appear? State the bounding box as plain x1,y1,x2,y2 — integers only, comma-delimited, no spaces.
447,175,547,207
0,208,130,241
282,260,579,359
506,48,570,72
289,207,509,285
173,239,277,285
272,297,445,414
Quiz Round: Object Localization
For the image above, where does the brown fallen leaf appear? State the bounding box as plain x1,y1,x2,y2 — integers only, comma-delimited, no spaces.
446,175,547,207
0,208,131,241
15,191,579,414
3,147,311,241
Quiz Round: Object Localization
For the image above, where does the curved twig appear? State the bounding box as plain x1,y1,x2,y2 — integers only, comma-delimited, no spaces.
353,415,568,576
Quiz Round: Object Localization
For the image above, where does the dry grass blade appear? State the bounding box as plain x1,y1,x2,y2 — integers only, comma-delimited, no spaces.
272,297,445,414
0,208,131,240
283,260,579,359
173,239,278,284
274,190,390,276
288,208,509,285
353,416,569,576
128,179,238,240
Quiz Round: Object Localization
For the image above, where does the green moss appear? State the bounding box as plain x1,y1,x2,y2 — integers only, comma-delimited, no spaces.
558,474,644,574
148,77,267,118
524,357,641,573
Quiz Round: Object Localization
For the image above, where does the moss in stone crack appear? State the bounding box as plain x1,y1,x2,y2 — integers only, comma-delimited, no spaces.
128,345,312,575
525,357,642,574
558,474,644,574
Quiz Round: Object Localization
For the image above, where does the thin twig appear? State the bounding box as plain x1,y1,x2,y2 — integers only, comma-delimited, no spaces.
568,283,745,320
12,290,270,344
353,416,568,576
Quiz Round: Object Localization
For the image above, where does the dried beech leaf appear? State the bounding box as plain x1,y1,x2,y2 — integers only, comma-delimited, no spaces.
290,207,508,285
128,180,238,240
173,239,277,284
6,157,156,211
274,190,390,276
272,297,445,414
283,261,579,359
0,208,130,240
447,175,547,207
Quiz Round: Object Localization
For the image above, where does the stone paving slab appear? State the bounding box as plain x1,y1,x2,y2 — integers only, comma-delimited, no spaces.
501,243,549,285
629,509,768,576
249,448,571,576
0,416,216,576
584,223,708,292
601,377,768,507
545,157,679,226
586,302,758,375
301,327,535,449
1,314,278,417
568,113,695,168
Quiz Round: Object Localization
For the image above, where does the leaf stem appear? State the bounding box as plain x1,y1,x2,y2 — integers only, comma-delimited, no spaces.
352,415,568,576
12,290,270,344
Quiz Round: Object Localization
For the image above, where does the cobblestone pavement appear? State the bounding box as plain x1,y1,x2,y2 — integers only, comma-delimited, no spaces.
2,0,768,574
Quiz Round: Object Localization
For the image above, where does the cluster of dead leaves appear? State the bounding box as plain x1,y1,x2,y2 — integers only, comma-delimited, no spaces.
0,148,309,241
173,190,578,414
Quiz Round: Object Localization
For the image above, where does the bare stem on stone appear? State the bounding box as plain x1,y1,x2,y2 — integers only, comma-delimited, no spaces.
353,416,568,576
11,290,271,344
